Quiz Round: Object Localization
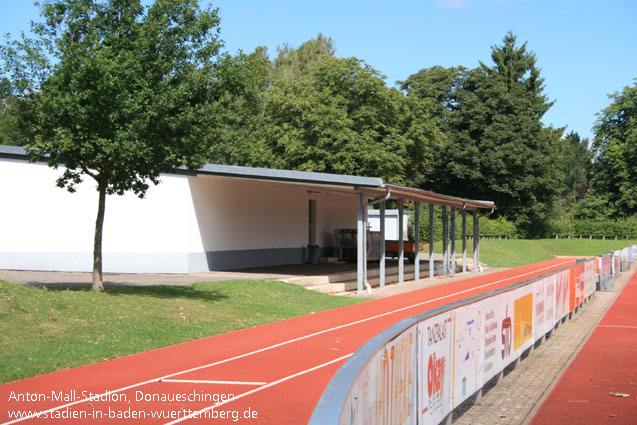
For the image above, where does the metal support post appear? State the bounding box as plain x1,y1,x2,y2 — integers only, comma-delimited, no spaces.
450,208,456,276
356,193,365,293
473,210,479,271
380,201,386,289
398,198,404,285
429,204,435,279
462,207,467,273
414,202,420,281
442,206,448,276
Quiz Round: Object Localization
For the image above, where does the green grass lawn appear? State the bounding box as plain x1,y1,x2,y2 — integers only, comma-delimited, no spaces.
0,280,364,383
436,238,636,268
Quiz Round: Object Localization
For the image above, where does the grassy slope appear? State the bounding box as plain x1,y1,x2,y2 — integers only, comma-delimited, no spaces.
0,280,364,383
477,238,637,268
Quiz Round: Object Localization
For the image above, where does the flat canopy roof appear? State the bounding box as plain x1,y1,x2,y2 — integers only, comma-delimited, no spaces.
1,145,495,211
197,163,384,188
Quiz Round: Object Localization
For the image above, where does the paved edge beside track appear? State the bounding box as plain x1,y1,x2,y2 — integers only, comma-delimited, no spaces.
452,261,637,425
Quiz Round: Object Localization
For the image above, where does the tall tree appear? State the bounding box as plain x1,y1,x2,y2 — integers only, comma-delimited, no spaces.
270,33,335,82
399,65,466,125
206,47,270,165
403,32,562,236
0,78,22,145
558,131,592,198
1,0,222,291
592,79,637,216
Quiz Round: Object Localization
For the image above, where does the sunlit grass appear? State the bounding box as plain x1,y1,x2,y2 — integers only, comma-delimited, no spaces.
454,238,636,268
0,280,364,383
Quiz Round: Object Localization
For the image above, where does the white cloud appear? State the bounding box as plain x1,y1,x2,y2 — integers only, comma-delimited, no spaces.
435,0,469,9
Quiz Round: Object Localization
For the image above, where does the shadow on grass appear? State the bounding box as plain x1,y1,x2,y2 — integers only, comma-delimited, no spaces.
39,284,229,302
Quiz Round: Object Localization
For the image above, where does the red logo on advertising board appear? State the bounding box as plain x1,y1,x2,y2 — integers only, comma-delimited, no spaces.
427,353,445,410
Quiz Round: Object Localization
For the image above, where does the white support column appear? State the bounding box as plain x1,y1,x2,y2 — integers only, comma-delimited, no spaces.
398,198,405,285
462,207,467,273
451,208,456,276
476,211,481,268
363,205,368,287
357,193,365,293
472,210,480,272
429,204,435,279
380,201,386,289
442,206,448,276
414,202,420,281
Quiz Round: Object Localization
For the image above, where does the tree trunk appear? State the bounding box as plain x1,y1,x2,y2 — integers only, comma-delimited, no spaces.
92,183,107,292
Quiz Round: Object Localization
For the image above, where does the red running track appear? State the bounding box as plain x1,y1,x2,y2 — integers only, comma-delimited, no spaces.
530,267,637,425
1,258,573,425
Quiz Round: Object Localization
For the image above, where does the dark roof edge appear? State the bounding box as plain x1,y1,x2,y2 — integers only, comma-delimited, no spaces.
0,145,385,188
196,163,384,188
0,145,30,160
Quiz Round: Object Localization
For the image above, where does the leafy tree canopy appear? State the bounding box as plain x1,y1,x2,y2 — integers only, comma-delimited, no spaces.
206,47,270,165
592,79,637,217
245,55,441,186
270,33,335,82
558,131,592,198
0,0,223,290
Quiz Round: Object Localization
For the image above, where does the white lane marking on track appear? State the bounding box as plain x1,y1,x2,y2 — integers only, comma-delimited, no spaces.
160,379,267,385
161,354,353,425
0,260,571,425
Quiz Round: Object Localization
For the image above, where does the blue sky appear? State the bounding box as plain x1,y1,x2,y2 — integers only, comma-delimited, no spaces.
2,0,636,140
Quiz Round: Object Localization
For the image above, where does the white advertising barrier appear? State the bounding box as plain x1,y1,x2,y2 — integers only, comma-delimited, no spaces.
544,276,556,334
512,285,535,354
348,325,417,425
418,312,453,425
554,270,570,321
613,250,621,275
481,295,504,384
534,277,555,341
599,253,613,290
310,253,634,425
451,302,483,408
621,247,630,271
585,259,596,298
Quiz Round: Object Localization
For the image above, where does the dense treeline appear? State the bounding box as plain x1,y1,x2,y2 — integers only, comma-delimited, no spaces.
1,1,635,239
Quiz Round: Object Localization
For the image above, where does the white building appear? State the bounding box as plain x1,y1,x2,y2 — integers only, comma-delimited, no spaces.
0,145,493,292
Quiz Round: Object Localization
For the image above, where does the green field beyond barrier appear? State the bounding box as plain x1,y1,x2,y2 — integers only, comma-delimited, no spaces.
432,238,636,268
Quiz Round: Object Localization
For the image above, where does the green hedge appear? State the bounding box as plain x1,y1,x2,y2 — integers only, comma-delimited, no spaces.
549,216,637,237
408,206,518,242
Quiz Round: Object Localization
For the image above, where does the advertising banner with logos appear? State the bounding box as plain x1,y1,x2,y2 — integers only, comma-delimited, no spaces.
349,325,417,425
418,312,453,425
534,277,555,341
452,301,484,408
481,295,504,384
585,259,596,297
555,270,570,321
513,285,534,353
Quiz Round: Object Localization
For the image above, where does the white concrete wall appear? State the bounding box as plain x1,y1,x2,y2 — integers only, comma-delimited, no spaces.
320,191,358,247
0,157,359,273
0,158,203,273
188,175,357,252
